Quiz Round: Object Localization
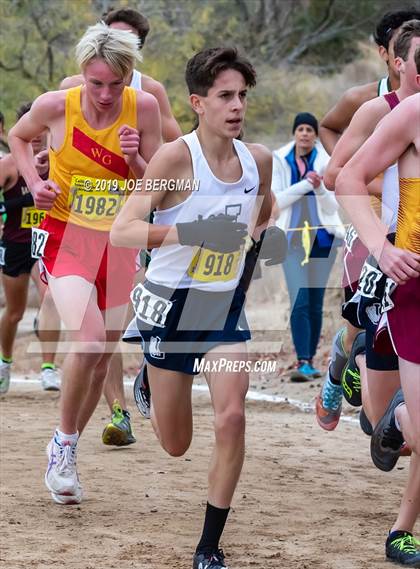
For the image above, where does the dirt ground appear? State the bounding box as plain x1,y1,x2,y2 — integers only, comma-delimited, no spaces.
1,266,417,569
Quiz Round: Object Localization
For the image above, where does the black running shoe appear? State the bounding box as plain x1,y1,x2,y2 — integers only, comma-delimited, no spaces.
371,388,404,472
341,331,365,406
193,549,228,569
133,364,151,419
386,531,420,567
359,407,373,436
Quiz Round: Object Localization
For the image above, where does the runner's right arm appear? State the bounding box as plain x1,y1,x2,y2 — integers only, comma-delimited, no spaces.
0,154,17,192
319,82,377,154
59,75,84,90
323,98,387,192
111,140,248,253
8,92,62,209
142,76,182,142
111,140,187,249
336,96,420,283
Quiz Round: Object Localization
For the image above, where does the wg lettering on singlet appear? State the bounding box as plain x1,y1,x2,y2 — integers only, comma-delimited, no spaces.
68,175,127,226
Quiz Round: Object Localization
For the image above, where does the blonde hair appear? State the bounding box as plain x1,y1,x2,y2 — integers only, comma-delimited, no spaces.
75,22,142,78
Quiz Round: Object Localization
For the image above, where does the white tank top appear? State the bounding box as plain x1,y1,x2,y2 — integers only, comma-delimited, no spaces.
381,164,399,231
145,131,260,291
380,92,399,231
130,69,142,91
378,76,390,96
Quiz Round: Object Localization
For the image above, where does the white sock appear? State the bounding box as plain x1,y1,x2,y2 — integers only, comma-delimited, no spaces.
56,429,79,445
394,404,404,432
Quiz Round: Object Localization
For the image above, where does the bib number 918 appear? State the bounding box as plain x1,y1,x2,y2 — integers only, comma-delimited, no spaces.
130,282,172,328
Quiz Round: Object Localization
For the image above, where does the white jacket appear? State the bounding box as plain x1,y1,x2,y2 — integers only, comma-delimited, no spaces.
272,140,345,239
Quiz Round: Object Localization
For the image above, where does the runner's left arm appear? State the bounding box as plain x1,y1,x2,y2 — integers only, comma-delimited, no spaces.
250,144,287,265
119,91,162,179
248,144,274,238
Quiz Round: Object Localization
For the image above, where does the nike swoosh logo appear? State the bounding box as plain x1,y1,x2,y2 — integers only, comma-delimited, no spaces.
244,186,256,194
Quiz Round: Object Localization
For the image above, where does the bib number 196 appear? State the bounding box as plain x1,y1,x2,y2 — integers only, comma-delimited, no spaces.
31,228,49,259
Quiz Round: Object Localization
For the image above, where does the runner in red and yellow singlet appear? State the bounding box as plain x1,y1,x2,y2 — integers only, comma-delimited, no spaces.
8,22,161,506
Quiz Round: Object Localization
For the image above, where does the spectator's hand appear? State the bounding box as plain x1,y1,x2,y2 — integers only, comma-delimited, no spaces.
306,171,322,190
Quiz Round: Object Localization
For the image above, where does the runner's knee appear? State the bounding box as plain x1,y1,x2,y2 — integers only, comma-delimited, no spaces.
72,340,106,368
406,419,420,456
91,356,113,386
214,407,245,442
4,307,25,326
160,434,192,457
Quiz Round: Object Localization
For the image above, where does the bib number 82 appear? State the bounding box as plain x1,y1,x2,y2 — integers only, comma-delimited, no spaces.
31,228,49,259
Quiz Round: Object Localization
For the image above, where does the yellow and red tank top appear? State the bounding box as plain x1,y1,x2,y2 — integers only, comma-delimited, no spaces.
396,178,420,253
48,85,137,231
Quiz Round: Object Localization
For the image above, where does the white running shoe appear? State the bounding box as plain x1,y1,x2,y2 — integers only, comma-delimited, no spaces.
51,479,83,505
45,435,81,503
41,368,61,391
0,361,11,395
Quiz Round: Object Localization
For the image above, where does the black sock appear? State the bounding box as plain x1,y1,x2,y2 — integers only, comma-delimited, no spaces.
196,502,230,554
387,529,412,543
328,367,341,386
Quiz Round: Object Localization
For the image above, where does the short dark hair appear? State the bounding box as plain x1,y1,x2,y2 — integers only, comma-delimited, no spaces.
0,111,4,128
394,19,420,60
185,47,256,96
104,7,150,49
415,44,420,73
16,102,32,121
374,9,420,50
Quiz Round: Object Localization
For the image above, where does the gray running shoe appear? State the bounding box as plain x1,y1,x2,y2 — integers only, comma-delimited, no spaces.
0,361,11,395
371,388,404,472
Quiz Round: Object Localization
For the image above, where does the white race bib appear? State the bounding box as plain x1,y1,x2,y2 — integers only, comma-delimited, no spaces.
357,261,383,298
130,282,173,328
344,225,358,252
381,278,397,313
31,227,49,259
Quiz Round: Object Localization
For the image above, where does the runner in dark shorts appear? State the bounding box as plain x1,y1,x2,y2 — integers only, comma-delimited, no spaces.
0,102,61,394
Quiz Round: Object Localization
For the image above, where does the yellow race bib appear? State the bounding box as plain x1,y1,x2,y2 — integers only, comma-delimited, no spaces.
188,247,242,283
68,175,126,229
21,207,46,228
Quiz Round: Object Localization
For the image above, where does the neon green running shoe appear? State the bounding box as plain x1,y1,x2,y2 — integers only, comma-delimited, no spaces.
341,331,365,407
386,531,420,566
102,400,136,447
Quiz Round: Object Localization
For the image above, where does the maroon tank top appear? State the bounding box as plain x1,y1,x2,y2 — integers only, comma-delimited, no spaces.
2,176,35,243
384,91,400,110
